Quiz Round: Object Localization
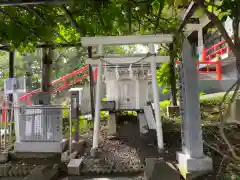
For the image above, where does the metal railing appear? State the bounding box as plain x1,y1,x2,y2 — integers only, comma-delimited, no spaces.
19,65,90,105
176,60,222,80
15,105,69,142
204,40,229,61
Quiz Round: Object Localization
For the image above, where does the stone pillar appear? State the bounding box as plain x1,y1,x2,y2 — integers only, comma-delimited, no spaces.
91,45,104,156
13,92,25,142
177,40,212,173
148,43,164,151
198,28,204,61
107,113,117,137
71,91,80,142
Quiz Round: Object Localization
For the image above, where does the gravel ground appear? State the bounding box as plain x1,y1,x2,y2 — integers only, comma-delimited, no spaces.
1,117,160,180
0,178,23,180
59,172,146,180
78,117,159,175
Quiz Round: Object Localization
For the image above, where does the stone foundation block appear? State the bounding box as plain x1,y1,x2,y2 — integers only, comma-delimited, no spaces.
177,152,213,179
177,152,213,172
15,139,68,153
67,158,83,175
107,114,117,136
167,106,180,117
0,151,8,163
145,158,180,180
23,165,58,180
71,140,85,152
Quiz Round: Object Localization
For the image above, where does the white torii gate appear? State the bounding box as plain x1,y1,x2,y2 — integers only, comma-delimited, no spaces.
81,35,213,175
81,34,172,154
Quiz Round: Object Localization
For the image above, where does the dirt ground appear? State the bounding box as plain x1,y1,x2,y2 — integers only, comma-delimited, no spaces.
2,113,238,180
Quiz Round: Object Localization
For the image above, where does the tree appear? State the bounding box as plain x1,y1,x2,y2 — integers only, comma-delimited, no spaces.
0,45,137,91
0,48,84,91
156,31,184,105
0,0,184,104
0,1,184,49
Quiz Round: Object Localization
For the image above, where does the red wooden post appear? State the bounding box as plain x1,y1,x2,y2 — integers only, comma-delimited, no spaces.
1,100,6,124
216,58,222,80
227,45,230,53
94,67,98,81
26,96,32,105
202,48,207,61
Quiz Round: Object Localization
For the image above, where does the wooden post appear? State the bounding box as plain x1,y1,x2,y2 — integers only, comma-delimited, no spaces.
41,48,53,93
216,58,222,80
8,51,14,135
88,46,95,121
40,48,53,105
71,91,80,142
202,48,207,61
169,43,177,106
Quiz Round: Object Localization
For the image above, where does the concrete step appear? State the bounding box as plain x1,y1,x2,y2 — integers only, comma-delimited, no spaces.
23,165,58,180
67,177,136,180
199,73,217,80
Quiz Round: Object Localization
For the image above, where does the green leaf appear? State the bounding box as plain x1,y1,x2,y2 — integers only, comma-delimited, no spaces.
162,88,169,94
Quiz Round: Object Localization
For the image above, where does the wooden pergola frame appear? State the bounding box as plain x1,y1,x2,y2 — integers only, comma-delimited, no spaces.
0,0,199,120
0,0,69,6
0,0,96,119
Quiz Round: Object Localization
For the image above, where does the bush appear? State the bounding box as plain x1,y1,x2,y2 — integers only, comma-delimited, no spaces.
119,111,137,116
160,100,171,108
61,102,109,121
100,111,109,120
199,92,239,107
101,97,109,120
62,103,70,118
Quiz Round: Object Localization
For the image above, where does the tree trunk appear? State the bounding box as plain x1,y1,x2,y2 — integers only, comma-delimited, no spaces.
25,55,33,92
8,51,14,133
235,52,240,77
8,51,14,100
41,48,53,93
169,43,177,106
88,46,95,120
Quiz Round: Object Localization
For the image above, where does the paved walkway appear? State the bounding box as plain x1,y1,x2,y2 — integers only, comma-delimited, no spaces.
1,177,136,180
67,177,138,180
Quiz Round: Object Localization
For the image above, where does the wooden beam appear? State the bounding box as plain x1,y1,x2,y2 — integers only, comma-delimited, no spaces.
0,0,69,6
81,34,173,46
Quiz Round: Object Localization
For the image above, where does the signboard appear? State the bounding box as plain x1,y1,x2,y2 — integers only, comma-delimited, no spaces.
4,77,26,95
4,78,16,95
71,91,80,141
71,91,80,119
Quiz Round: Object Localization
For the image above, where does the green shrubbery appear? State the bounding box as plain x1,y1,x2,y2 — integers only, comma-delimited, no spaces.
62,103,70,119
61,102,110,121
159,100,171,108
199,91,240,108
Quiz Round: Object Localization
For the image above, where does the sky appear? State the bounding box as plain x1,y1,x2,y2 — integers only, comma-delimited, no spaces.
124,44,159,54
224,17,233,37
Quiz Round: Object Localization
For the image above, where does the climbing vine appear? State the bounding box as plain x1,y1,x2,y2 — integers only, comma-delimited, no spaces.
0,0,183,51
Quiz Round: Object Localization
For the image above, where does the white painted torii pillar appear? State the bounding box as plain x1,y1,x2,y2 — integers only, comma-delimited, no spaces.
81,34,173,155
